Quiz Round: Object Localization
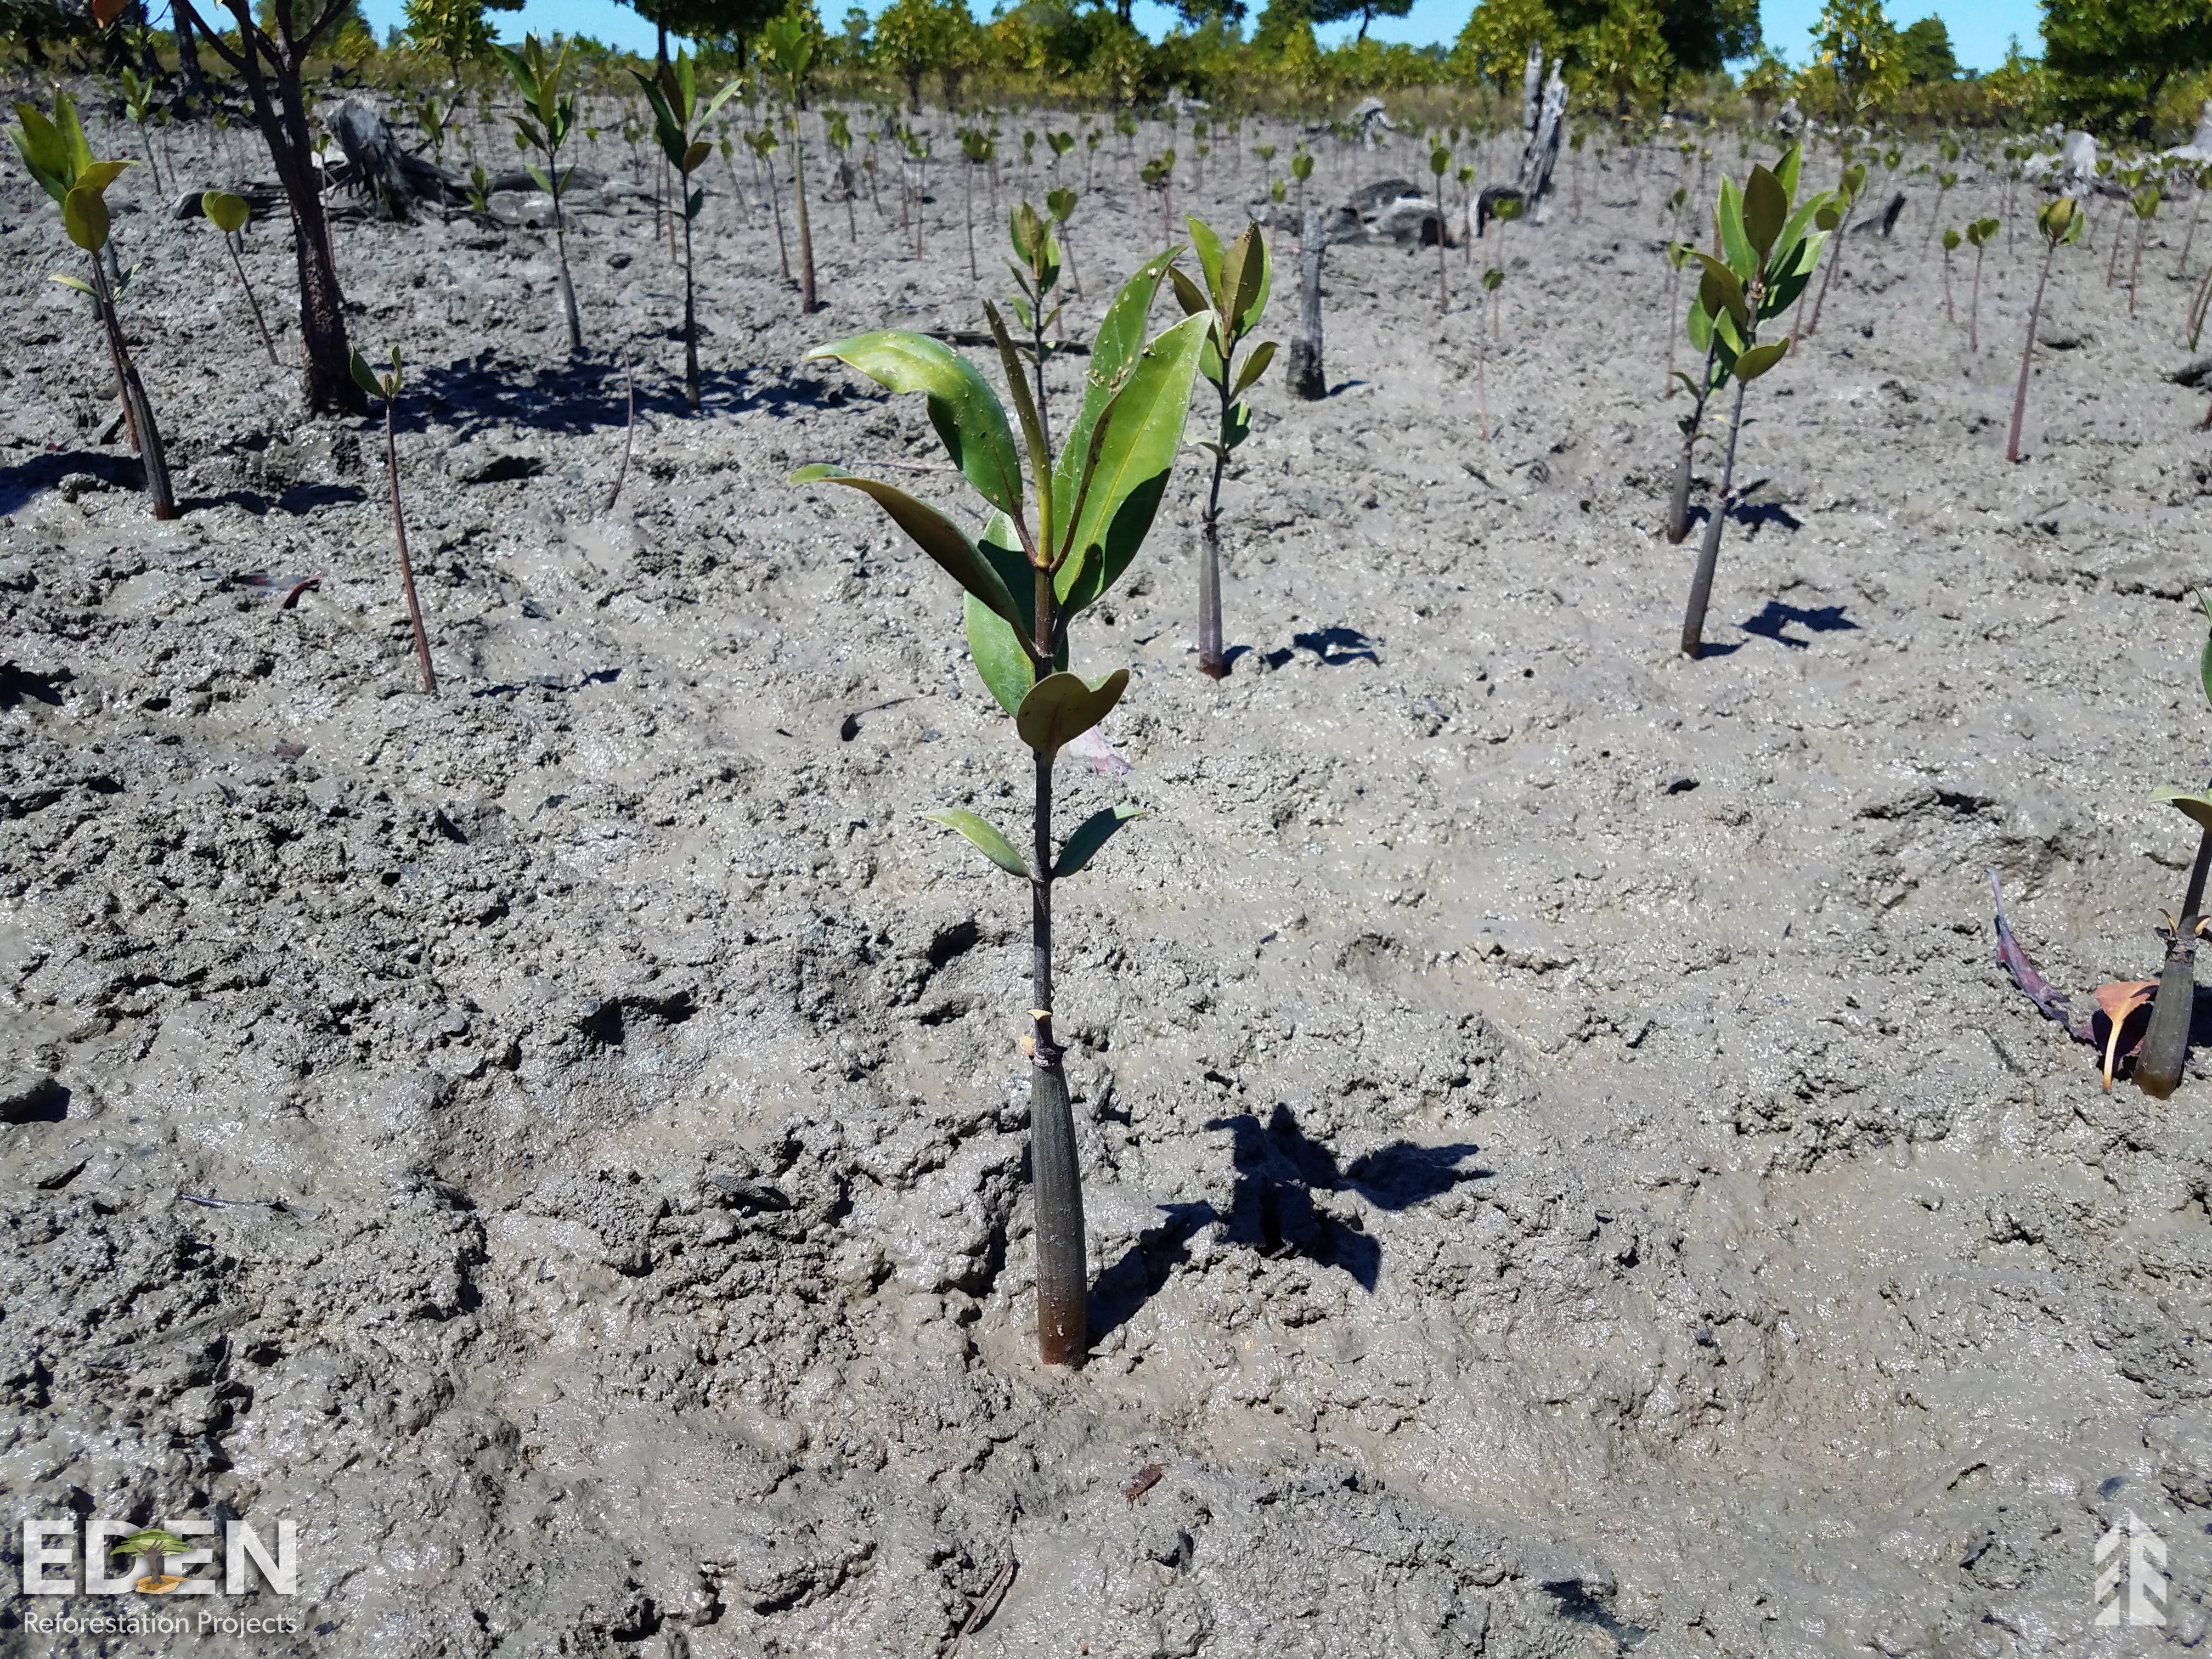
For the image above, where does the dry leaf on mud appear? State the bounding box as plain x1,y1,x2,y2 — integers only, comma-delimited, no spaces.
2092,980,2158,1091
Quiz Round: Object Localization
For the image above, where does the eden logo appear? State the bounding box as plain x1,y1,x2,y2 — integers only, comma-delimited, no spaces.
19,1516,297,1596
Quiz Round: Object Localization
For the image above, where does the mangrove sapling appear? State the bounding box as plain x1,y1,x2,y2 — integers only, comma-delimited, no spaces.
1484,193,1522,342
1430,144,1451,312
960,128,990,279
202,190,279,365
2128,187,2158,318
828,110,857,241
2006,196,2083,465
1677,152,1834,658
1964,216,1997,353
350,347,436,696
639,54,738,410
1141,153,1176,238
494,35,584,358
1171,216,1276,681
1291,148,1312,220
1286,205,1327,403
791,251,1210,1366
2177,165,2211,280
1922,169,1956,256
116,67,165,196
10,92,175,520
1477,267,1500,442
751,128,794,283
1047,187,1082,301
2138,590,2212,1098
1940,227,1959,325
1799,162,1863,342
761,16,818,316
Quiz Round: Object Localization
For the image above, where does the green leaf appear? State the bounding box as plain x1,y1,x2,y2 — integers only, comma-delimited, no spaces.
1734,340,1788,382
925,809,1030,878
1773,143,1801,200
48,271,97,297
349,348,385,399
61,183,108,251
682,138,711,175
526,162,552,194
75,158,129,197
1692,253,1748,333
1219,399,1252,452
202,189,250,233
1186,213,1224,303
1685,293,1714,353
1017,669,1128,754
2199,588,2212,711
2154,787,2212,833
1055,803,1146,878
493,43,539,106
1716,174,1754,280
967,590,1036,715
10,100,70,199
1058,312,1210,611
1166,262,1210,320
686,186,704,218
1227,220,1268,336
804,331,1024,521
788,465,1031,645
1231,338,1276,398
1742,164,1786,258
1053,247,1180,547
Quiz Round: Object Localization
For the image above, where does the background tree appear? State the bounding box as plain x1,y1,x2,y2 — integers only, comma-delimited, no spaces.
1310,0,1412,47
1804,0,1907,131
1654,0,1756,80
1898,15,1957,83
872,0,976,112
1451,0,1559,92
174,0,362,410
403,0,524,84
2044,0,2212,142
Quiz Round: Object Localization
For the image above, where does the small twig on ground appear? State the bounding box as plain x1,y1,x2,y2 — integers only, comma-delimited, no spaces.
604,346,634,516
952,1556,1016,1652
279,575,322,609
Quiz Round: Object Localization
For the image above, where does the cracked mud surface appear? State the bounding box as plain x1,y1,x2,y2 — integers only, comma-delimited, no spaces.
7,100,2212,1656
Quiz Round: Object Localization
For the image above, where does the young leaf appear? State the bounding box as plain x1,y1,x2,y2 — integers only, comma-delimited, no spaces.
1231,339,1276,398
804,332,1024,520
1017,669,1129,754
349,348,386,399
61,182,108,251
1734,340,1788,382
1186,213,1225,302
1716,174,1754,279
1055,803,1147,877
202,189,250,233
925,809,1030,877
1742,164,1787,258
1058,313,1210,610
789,464,1031,643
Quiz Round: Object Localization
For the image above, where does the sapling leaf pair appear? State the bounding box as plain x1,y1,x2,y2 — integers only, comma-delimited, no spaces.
2006,196,2083,465
791,251,1210,1366
10,90,175,520
349,347,437,696
1675,149,1833,658
636,52,740,410
1170,217,1275,680
494,35,584,358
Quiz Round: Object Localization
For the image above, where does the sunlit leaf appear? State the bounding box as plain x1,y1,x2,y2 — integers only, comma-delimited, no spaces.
1017,669,1128,755
803,331,1024,520
788,464,1030,644
925,809,1029,878
1055,803,1147,877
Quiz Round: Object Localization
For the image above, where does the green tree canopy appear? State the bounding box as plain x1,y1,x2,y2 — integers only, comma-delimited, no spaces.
2043,0,2212,139
1897,14,1956,81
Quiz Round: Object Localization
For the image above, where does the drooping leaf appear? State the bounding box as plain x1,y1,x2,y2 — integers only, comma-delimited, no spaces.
1186,213,1224,305
803,332,1023,520
1058,312,1210,611
925,809,1029,878
2154,786,2212,832
1017,669,1128,754
1742,164,1787,258
202,189,250,234
2092,979,2159,1090
48,272,97,297
788,464,1030,644
349,348,386,399
61,183,108,251
1232,339,1276,398
1734,340,1788,382
1055,803,1147,877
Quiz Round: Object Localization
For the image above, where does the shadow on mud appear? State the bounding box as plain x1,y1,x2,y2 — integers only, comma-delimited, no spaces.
0,449,142,517
1088,1104,1486,1345
403,351,851,438
1739,600,1857,649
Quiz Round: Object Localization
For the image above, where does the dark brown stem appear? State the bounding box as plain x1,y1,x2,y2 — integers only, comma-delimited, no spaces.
1680,374,1747,658
681,203,698,411
1198,377,1227,678
385,399,435,694
1969,244,1984,353
91,254,174,520
2137,828,2212,1098
2007,235,2059,464
1028,565,1084,1365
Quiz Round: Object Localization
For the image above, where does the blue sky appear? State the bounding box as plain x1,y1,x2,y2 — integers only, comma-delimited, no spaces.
353,0,2040,76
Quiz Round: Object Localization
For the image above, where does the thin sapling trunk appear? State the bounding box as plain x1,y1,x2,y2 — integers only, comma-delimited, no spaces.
2008,199,2080,465
352,349,436,694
